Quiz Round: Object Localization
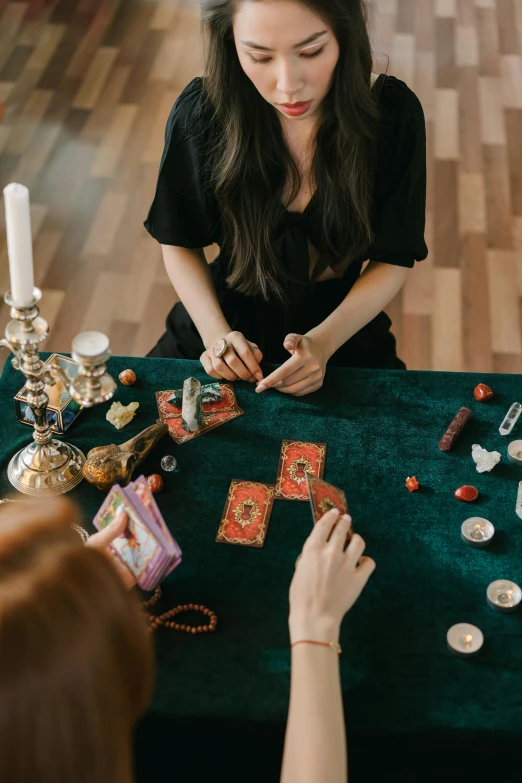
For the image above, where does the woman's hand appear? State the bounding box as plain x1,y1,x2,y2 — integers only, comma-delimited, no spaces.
289,509,375,642
255,333,327,396
86,509,136,590
200,330,264,383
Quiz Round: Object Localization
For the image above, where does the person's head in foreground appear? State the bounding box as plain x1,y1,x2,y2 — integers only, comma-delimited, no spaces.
0,498,152,783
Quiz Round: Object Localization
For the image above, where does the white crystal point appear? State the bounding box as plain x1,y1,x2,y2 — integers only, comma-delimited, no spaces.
181,377,203,432
471,443,501,473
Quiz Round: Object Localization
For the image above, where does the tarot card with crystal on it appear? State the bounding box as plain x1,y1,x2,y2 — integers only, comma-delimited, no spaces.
93,485,168,590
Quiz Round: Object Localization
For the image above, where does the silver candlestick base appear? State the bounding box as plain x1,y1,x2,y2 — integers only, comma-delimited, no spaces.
1,289,116,496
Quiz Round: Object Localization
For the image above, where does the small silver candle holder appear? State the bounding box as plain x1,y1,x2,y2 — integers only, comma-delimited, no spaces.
486,580,522,613
447,623,484,657
461,517,495,548
0,289,116,496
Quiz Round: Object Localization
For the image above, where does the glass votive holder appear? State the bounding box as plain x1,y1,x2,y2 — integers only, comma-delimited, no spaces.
487,580,522,613
461,517,495,548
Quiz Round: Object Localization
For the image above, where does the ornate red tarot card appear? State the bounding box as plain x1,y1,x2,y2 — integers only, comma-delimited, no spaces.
156,384,240,421
275,440,326,501
160,408,243,444
306,474,349,524
216,480,276,548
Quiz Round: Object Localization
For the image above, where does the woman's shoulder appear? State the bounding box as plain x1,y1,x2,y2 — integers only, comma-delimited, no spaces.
375,74,425,130
166,77,217,142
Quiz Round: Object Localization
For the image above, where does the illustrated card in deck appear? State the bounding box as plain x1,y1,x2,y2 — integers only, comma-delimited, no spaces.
306,474,349,524
93,485,168,590
275,440,326,501
126,476,182,572
216,479,275,548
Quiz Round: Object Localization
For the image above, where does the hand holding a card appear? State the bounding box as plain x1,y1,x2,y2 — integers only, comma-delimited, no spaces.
289,509,376,643
87,508,136,590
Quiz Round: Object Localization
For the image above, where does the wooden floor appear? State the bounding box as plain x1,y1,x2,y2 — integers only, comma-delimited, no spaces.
0,0,521,372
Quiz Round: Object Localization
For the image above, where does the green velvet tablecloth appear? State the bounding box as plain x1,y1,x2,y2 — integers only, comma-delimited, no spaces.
1,355,521,782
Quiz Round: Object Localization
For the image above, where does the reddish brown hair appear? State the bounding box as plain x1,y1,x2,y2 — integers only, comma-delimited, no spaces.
0,498,153,783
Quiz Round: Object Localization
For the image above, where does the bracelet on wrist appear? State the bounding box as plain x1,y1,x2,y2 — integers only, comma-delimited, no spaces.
290,639,342,654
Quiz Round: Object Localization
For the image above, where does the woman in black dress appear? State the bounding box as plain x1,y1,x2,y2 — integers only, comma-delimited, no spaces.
145,0,427,396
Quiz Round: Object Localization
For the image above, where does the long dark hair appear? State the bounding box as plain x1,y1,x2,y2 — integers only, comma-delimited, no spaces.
0,498,152,783
200,0,379,301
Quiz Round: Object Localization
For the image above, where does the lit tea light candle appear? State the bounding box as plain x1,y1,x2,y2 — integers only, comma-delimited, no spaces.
447,623,484,657
487,580,522,613
507,440,522,467
461,517,495,548
71,331,110,360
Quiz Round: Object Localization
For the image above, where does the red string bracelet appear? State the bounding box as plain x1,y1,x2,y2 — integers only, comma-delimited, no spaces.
291,640,342,654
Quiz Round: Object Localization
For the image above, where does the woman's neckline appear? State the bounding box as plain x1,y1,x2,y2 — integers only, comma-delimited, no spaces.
284,73,386,218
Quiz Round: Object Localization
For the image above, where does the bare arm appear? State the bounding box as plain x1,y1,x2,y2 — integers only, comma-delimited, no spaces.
161,245,263,381
280,512,375,783
307,260,409,358
161,244,231,349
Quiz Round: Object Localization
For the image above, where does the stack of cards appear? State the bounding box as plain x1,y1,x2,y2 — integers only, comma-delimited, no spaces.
156,383,244,444
93,476,182,590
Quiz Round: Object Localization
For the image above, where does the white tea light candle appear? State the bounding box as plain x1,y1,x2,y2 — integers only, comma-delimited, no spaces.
3,183,35,307
461,517,495,548
447,623,484,657
71,331,110,359
487,580,522,613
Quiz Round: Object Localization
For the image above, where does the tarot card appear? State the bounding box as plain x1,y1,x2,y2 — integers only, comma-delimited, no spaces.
161,407,243,444
216,479,275,548
93,485,167,589
306,474,349,524
275,440,326,501
156,383,241,422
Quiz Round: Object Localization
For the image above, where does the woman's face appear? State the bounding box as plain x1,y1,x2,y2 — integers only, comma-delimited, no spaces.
233,0,340,123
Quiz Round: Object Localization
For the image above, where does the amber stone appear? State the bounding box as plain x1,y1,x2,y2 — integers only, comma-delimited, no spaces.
119,369,137,386
474,383,494,402
405,476,419,492
147,473,163,494
455,485,479,502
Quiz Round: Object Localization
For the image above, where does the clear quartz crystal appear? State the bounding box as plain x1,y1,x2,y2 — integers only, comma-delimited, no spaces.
161,456,178,472
516,481,522,521
499,402,522,435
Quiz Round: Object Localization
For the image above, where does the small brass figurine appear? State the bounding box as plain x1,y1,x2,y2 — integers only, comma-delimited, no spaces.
83,422,167,491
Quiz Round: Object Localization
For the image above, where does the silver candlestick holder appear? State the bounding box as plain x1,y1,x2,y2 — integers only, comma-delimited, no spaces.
0,288,117,496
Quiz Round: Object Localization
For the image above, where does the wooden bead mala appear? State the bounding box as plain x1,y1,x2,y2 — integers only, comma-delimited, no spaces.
142,586,217,634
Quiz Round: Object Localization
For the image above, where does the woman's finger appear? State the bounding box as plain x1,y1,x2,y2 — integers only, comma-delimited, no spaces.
247,341,264,365
276,372,322,395
345,533,366,570
223,348,255,382
228,335,263,381
87,509,128,551
212,356,240,381
328,514,352,549
294,381,323,397
200,351,223,379
278,366,316,388
354,556,376,586
256,354,304,392
303,508,340,548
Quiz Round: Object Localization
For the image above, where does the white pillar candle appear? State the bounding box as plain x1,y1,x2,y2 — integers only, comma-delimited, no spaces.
72,331,110,359
3,183,35,307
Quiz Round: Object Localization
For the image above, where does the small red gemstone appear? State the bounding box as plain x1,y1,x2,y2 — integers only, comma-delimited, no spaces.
454,485,479,502
147,473,163,494
474,384,494,402
405,476,419,492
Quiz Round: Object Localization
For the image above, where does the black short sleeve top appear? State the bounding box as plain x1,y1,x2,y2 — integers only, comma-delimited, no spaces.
144,74,428,271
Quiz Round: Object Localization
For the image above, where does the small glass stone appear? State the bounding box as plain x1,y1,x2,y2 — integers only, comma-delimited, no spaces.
161,455,178,472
